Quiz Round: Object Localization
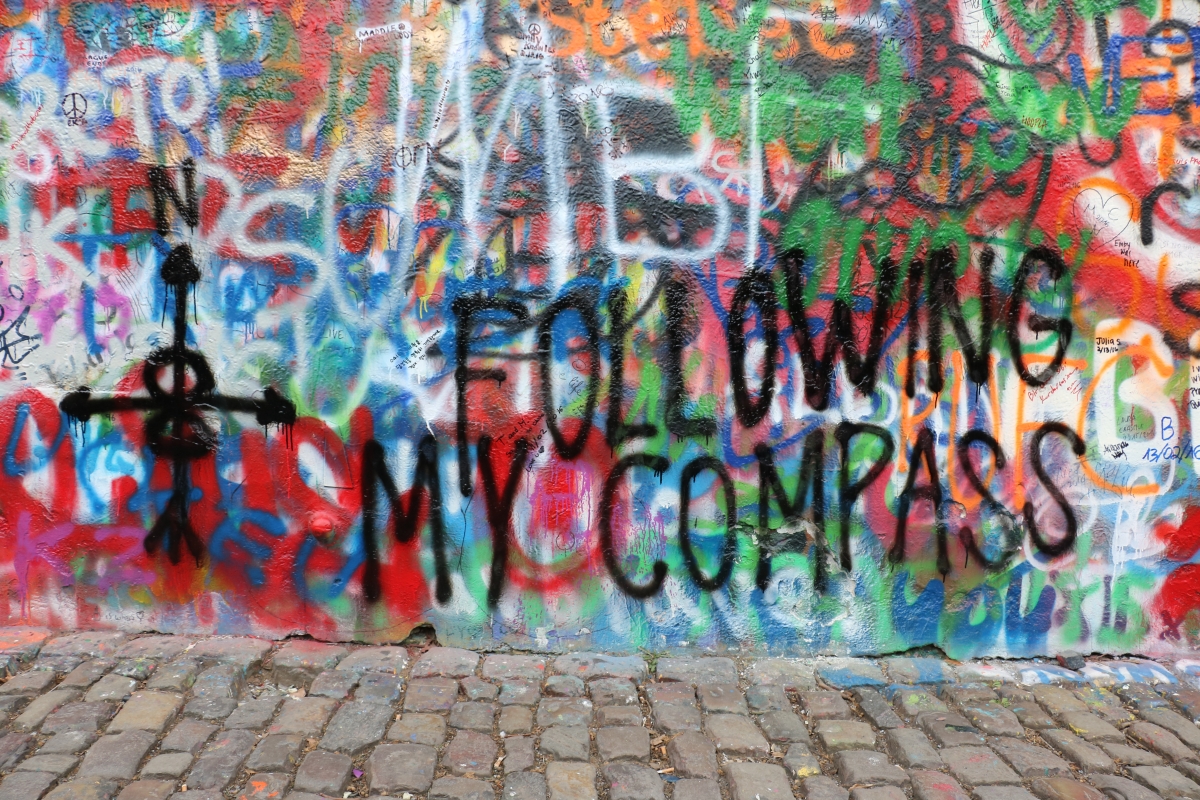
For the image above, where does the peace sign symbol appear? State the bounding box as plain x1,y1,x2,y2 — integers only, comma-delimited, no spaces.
61,93,86,122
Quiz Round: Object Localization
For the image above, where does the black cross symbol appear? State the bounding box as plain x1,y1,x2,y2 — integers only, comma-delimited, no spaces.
61,159,295,565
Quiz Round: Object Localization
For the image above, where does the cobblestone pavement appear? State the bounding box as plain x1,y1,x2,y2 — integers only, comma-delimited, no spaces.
1,633,1199,800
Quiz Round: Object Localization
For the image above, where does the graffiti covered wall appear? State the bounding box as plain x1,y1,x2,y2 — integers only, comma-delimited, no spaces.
2,0,1200,658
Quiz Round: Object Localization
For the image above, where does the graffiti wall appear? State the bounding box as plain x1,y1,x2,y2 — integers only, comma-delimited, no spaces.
1,0,1200,658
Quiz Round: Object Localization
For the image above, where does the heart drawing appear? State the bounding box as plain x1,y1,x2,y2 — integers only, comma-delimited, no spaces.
1074,187,1135,247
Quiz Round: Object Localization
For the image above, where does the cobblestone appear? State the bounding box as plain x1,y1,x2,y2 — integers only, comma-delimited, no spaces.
414,647,480,679
444,729,498,776
368,743,437,793
0,770,57,800
505,771,546,800
760,710,811,743
407,678,461,712
451,701,498,731
108,692,182,733
505,736,536,773
784,743,822,778
41,730,98,754
704,713,769,757
268,696,336,735
336,645,410,675
725,762,791,800
603,763,663,800
1088,774,1164,800
1099,741,1163,766
540,726,591,761
675,778,721,800
596,726,649,761
835,750,909,786
667,730,718,779
500,705,534,734
746,685,789,713
159,719,215,754
1,637,1198,800
546,676,586,697
271,641,346,688
356,671,403,704
389,712,447,745
802,691,853,719
320,699,393,753
1041,729,1116,773
222,697,280,729
0,731,34,769
464,676,500,701
78,730,157,780
186,729,257,790
546,762,596,800
989,739,1073,778
817,720,877,752
433,776,497,800
918,711,984,748
244,733,304,771
942,746,1021,786
911,770,971,800
885,728,942,769
484,655,546,682
501,681,541,707
292,749,352,795
1128,766,1200,799
1028,778,1105,800
16,754,79,776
